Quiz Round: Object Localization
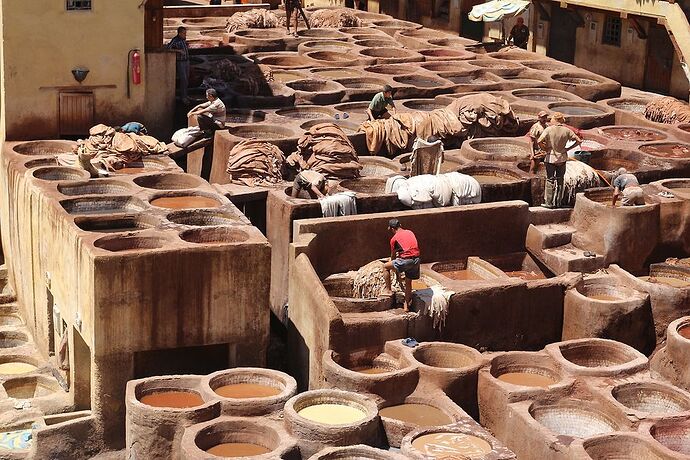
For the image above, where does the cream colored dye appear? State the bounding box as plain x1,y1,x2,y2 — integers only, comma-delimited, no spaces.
297,403,366,425
0,363,37,375
412,433,492,459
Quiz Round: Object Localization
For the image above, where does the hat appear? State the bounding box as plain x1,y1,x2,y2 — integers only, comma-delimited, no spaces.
538,110,549,118
382,84,393,93
388,218,401,229
551,112,566,123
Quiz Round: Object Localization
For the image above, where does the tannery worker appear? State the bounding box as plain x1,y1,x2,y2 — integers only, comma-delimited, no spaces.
116,122,147,135
538,112,581,208
527,111,549,174
285,0,310,37
166,26,190,104
291,169,328,199
188,88,226,137
367,85,396,121
612,168,645,207
383,219,421,312
508,17,529,49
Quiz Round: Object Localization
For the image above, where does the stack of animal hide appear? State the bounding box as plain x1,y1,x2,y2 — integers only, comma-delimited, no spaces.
562,160,603,206
308,8,361,28
226,139,286,186
644,96,690,124
286,123,362,179
226,9,281,32
203,59,274,97
352,260,401,299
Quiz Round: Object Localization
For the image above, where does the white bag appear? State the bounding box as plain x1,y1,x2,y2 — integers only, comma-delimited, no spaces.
172,126,202,148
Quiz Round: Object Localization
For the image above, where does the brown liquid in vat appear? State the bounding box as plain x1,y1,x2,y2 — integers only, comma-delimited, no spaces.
439,269,483,281
678,325,690,339
214,383,281,399
472,174,514,184
206,443,271,457
497,372,556,388
670,187,690,199
351,366,390,374
412,280,428,290
139,391,204,408
640,276,690,288
603,128,665,142
505,270,545,280
379,404,452,426
641,144,690,159
588,294,622,301
412,433,492,459
150,196,220,209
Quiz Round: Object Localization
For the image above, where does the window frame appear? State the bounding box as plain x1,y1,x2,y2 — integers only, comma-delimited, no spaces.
66,0,92,11
602,15,622,47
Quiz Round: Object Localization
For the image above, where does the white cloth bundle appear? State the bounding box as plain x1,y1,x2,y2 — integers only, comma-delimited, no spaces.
386,173,481,208
319,192,357,217
415,285,454,330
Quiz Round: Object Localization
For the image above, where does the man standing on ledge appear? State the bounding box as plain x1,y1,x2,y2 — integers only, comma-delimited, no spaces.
166,26,190,104
508,17,530,49
538,113,581,208
384,219,421,312
367,85,396,121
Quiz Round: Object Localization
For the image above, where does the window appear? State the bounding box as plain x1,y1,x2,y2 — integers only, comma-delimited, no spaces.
66,0,91,10
602,16,622,46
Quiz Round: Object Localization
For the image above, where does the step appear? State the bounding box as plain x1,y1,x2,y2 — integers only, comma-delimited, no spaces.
528,206,573,226
526,223,576,251
538,244,605,275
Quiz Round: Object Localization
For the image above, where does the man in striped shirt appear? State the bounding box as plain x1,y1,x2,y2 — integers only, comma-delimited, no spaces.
167,26,190,104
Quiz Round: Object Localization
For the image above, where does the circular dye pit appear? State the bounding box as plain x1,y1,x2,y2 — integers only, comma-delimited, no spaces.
335,78,389,90
446,73,500,85
311,68,361,79
230,124,294,140
0,332,28,349
639,276,690,288
3,376,60,399
276,106,337,120
531,401,618,438
651,421,690,455
364,64,418,75
167,210,239,227
575,282,636,303
640,143,690,159
413,343,481,370
150,195,221,209
512,89,575,103
134,173,204,190
75,216,154,234
379,404,452,426
94,236,167,253
13,140,76,156
58,180,133,196
470,173,518,185
497,372,557,388
601,127,666,142
139,390,204,409
214,383,281,399
32,167,88,182
0,362,37,375
606,99,649,114
180,228,249,245
297,403,366,425
678,324,690,340
612,382,690,415
271,71,305,84
0,315,22,327
548,103,607,117
558,340,642,368
393,75,447,88
553,74,600,85
402,100,446,111
340,177,387,194
583,434,667,460
411,433,492,459
206,443,270,457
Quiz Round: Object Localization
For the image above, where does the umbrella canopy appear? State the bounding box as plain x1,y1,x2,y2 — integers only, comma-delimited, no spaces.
469,0,530,22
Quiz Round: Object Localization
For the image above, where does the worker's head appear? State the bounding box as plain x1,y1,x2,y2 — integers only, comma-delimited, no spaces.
516,17,524,25
538,110,549,123
615,167,628,178
387,218,401,233
382,84,393,99
113,126,122,133
177,26,187,39
427,135,439,143
206,88,218,101
551,112,566,124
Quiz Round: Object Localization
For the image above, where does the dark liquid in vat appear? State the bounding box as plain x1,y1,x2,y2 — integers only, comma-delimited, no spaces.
139,391,204,408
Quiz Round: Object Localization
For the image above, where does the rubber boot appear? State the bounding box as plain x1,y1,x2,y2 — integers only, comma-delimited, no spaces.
542,179,554,208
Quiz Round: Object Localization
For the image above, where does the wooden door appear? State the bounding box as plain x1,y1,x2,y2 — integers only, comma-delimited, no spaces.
644,26,673,94
59,92,94,137
547,6,577,64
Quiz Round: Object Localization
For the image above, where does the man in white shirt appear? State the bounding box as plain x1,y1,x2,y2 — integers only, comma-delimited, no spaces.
188,88,226,137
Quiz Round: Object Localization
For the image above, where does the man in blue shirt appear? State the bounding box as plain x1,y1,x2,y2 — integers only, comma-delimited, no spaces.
167,27,190,104
117,122,147,135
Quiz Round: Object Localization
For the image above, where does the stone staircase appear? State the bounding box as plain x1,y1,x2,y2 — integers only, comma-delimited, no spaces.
526,207,606,275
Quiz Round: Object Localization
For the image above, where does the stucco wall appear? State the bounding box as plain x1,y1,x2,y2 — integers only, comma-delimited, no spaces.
0,0,151,140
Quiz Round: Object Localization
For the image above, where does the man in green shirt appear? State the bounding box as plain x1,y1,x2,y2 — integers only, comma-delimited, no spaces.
367,85,396,121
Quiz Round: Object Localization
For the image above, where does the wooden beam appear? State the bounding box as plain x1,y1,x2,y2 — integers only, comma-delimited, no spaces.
534,1,551,22
629,16,647,39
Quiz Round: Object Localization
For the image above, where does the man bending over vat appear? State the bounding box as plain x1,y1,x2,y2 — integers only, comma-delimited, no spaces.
291,170,328,199
383,219,421,312
537,113,581,208
367,85,396,121
612,168,645,207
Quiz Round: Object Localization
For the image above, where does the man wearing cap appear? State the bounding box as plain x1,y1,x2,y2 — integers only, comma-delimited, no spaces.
527,111,549,174
383,219,420,312
367,85,396,121
612,168,645,206
538,113,582,208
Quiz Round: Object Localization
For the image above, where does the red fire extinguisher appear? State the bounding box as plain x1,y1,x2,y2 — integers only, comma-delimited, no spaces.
131,50,141,85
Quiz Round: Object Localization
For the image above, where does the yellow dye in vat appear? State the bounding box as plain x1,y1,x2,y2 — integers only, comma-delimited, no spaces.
0,363,37,375
297,403,366,425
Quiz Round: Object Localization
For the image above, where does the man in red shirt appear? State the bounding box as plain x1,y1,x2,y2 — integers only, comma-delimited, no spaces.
383,218,421,312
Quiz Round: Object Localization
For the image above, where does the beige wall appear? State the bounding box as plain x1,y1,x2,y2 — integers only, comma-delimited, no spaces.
1,0,172,140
